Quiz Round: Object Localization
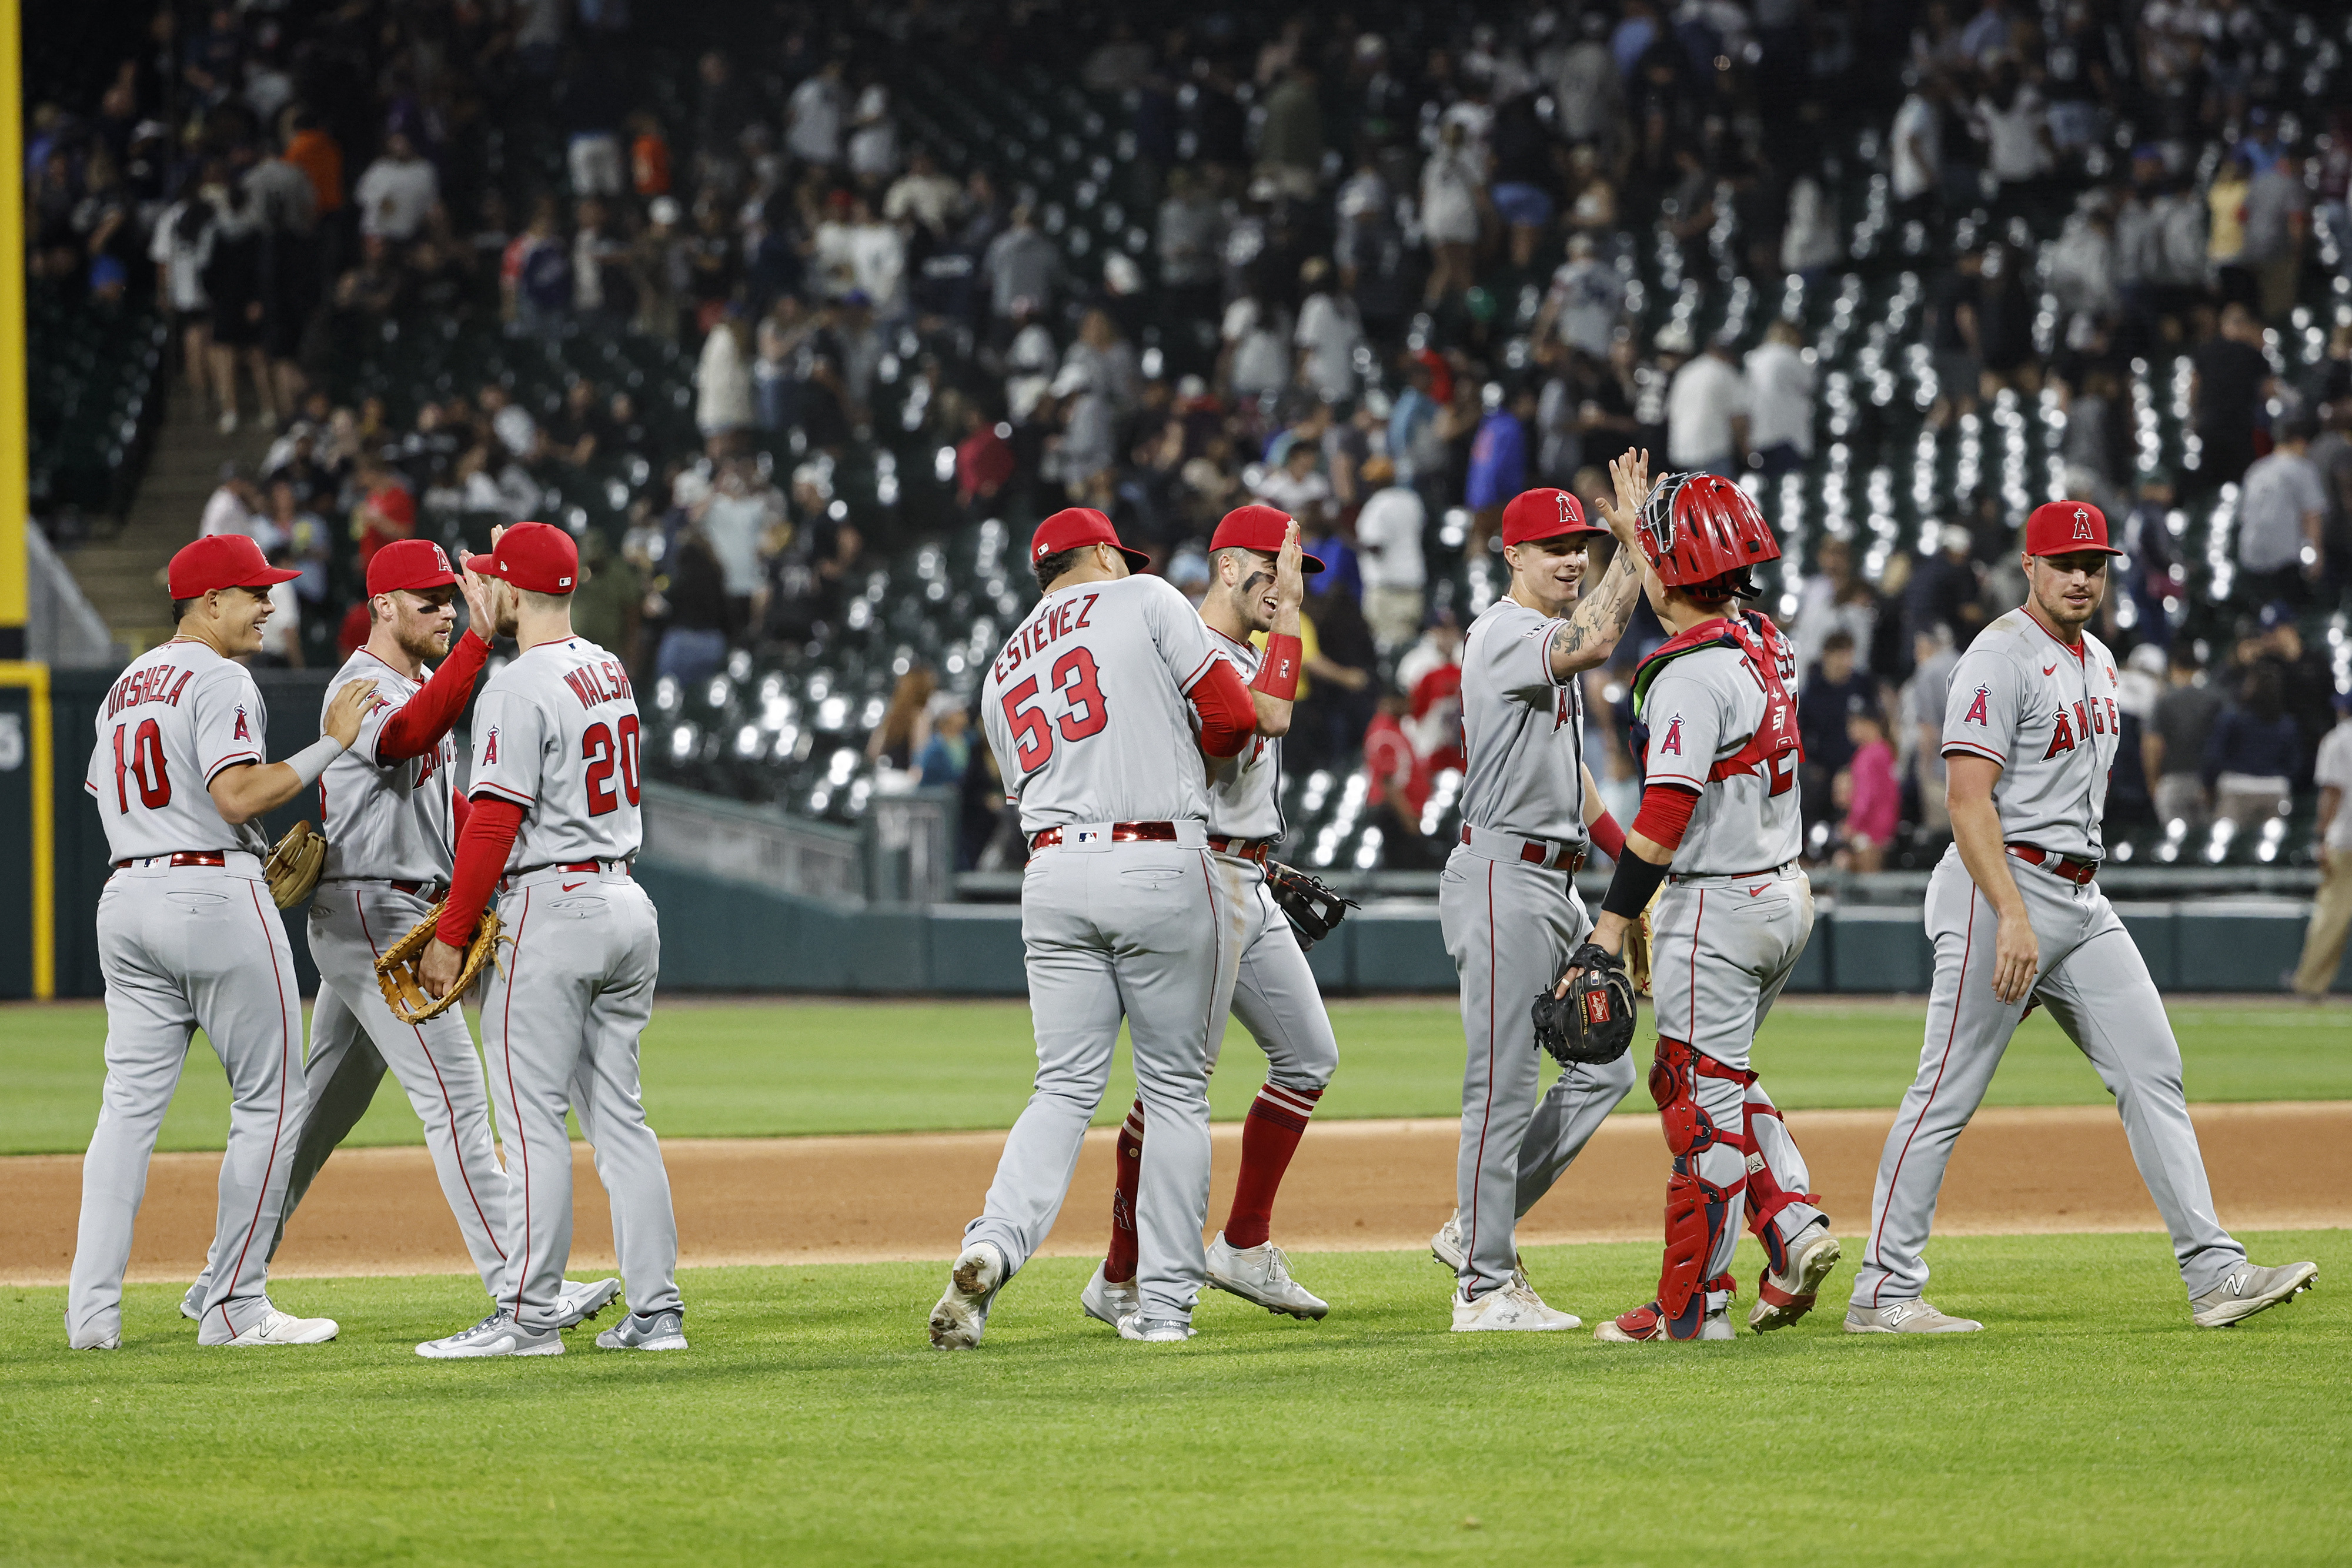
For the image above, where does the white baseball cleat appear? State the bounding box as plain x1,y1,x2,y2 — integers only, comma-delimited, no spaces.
201,1304,339,1347
1431,1211,1530,1289
416,1310,564,1359
1205,1233,1328,1319
1843,1299,1983,1334
69,1329,121,1350
1450,1281,1581,1332
551,1276,623,1329
1749,1227,1843,1334
1117,1313,1195,1343
928,1241,1006,1350
1080,1263,1140,1329
596,1308,688,1350
2189,1261,2318,1328
178,1288,202,1322
1595,1303,1736,1342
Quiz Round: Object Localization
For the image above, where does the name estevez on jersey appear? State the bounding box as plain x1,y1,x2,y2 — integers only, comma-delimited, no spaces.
991,591,1101,683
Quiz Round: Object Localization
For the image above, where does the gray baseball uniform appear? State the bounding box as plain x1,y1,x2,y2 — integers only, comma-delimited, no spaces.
468,637,681,1332
182,641,517,1315
968,573,1251,1326
1440,598,1638,1300
69,641,306,1347
1634,614,1825,1306
1851,609,2248,1308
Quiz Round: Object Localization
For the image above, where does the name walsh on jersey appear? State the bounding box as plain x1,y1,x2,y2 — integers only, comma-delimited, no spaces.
562,658,636,710
991,591,1102,684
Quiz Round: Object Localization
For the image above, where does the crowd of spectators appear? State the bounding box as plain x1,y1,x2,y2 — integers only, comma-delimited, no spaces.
25,0,2352,871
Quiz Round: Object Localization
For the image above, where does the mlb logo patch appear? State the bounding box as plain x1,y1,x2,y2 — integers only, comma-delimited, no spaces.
1073,827,1104,845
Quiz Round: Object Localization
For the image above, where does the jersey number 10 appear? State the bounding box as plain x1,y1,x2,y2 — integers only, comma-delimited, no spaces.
1000,647,1110,771
582,716,642,816
112,719,172,811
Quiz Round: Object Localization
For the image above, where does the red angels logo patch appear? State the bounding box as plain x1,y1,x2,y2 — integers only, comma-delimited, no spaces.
2070,507,2094,542
232,706,251,741
2043,707,2077,760
430,544,452,573
482,726,499,765
1556,492,1580,530
1963,685,1990,726
1658,714,1684,756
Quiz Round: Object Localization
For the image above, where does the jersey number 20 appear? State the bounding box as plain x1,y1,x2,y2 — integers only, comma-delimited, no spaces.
1000,648,1110,771
582,715,642,816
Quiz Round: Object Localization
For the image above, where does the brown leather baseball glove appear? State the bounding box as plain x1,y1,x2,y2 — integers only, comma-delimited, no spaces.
263,820,327,910
374,901,504,1024
1623,885,1662,997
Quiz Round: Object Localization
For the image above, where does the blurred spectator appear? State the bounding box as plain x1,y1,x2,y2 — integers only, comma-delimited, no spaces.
787,58,848,168
1903,625,1960,834
867,666,937,771
653,524,733,685
1800,631,1874,840
1535,234,1623,364
2191,304,2273,489
2249,603,2341,781
2119,470,2180,647
1837,708,1899,873
696,313,754,456
1892,73,1945,226
254,545,303,669
1255,439,1334,529
2290,690,2352,999
571,531,644,675
198,464,263,543
916,694,971,790
1666,336,1748,477
2238,419,2326,606
2149,642,2224,837
1464,386,1535,551
1294,259,1362,404
1419,121,1484,305
1793,536,1878,677
354,132,439,243
2204,663,2301,829
2244,149,2308,321
1907,524,1987,650
1354,456,1426,653
983,208,1061,330
1745,320,1813,483
2206,155,2253,306
700,457,782,631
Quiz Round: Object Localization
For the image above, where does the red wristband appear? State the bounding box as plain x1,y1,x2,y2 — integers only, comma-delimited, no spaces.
1588,809,1626,861
1252,633,1302,703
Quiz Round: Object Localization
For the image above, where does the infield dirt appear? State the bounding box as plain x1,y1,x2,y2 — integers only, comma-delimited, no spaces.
5,1102,2347,1284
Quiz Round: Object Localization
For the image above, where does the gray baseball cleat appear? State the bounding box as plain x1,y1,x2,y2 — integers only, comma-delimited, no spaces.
1080,1263,1139,1329
417,1310,564,1359
928,1241,1005,1350
69,1328,121,1351
1750,1227,1843,1333
199,1303,340,1347
1843,1299,1983,1334
1117,1313,1195,1343
551,1277,623,1329
1452,1281,1581,1332
1431,1210,1530,1289
595,1308,688,1350
178,1287,202,1322
1205,1233,1328,1319
2189,1261,2318,1328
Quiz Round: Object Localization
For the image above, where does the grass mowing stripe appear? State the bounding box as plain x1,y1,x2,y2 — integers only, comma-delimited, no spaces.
2,1229,2343,1566
4,998,2347,1154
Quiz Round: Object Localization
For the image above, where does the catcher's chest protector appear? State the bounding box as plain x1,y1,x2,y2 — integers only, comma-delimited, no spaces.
1635,612,1803,787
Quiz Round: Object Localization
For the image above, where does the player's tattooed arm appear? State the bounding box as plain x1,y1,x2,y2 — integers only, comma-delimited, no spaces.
1545,449,1653,679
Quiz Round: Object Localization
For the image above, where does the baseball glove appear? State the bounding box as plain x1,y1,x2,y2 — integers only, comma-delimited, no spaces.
374,901,504,1024
1265,860,1359,951
262,820,327,910
1531,941,1638,1067
1623,885,1662,997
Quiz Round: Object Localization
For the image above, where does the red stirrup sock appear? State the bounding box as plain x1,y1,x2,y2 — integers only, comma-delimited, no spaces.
1104,1099,1145,1284
1223,1084,1324,1250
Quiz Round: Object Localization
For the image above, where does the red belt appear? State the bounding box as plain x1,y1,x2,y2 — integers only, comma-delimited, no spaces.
1459,824,1586,872
499,858,633,894
389,879,445,897
1028,821,1179,851
2007,843,2096,885
115,852,225,869
1207,835,1274,864
557,860,630,874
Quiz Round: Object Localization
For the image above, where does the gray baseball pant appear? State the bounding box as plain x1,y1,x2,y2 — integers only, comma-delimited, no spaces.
1212,863,1340,1090
1439,844,1639,1300
69,859,306,1346
183,882,519,1314
483,867,680,1332
1850,848,2247,1309
964,834,1250,1325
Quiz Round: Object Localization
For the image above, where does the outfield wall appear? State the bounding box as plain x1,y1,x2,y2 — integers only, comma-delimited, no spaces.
636,862,2352,997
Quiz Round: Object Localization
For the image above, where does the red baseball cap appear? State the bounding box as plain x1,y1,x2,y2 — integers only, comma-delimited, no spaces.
370,484,416,530
1209,503,1326,573
2024,500,2123,557
465,521,579,594
1030,507,1148,570
168,533,300,598
366,537,460,598
1500,487,1602,547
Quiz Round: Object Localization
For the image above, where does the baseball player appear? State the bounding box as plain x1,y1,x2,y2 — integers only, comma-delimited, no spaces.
1573,474,1841,1342
178,539,619,1339
1082,504,1335,1328
69,534,377,1349
932,507,1262,1348
1847,500,2318,1332
408,521,684,1357
1432,458,1654,1332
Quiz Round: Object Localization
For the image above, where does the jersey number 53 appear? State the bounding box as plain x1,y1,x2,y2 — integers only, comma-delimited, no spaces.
1001,647,1110,770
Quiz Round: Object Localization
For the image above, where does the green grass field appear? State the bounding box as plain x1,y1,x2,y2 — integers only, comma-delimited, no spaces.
3,997,2347,1155
3,1231,2343,1566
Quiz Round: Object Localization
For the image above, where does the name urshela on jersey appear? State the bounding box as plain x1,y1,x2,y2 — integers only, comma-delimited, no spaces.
562,658,636,709
104,663,196,717
991,591,1100,683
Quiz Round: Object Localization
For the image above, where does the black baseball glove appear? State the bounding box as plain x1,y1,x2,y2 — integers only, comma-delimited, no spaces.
1265,861,1358,951
1531,941,1638,1067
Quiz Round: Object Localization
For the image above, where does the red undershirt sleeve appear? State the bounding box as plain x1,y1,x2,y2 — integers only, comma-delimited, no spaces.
1188,658,1256,759
450,784,472,838
377,630,490,762
436,793,524,946
1629,780,1701,852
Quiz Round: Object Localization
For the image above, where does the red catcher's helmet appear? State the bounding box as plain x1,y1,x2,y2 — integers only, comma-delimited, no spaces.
1636,472,1780,596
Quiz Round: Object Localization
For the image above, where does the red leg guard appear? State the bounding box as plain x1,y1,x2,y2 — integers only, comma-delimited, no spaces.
1648,1039,1745,1338
1740,1099,1822,1277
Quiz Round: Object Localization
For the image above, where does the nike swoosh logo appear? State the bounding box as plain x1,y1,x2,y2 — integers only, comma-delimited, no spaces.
1748,886,1769,897
562,881,587,891
2042,664,2059,676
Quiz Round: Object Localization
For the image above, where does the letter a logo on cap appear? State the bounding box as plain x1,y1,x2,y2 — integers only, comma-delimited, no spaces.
2072,507,2093,541
1558,492,1578,529
432,544,452,573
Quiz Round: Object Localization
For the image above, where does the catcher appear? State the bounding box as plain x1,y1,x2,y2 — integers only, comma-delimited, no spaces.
1084,507,1350,1327
1572,473,1838,1343
181,540,620,1338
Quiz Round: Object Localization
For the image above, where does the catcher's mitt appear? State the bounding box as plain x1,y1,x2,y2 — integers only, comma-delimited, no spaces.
374,901,504,1024
1531,941,1638,1067
1265,860,1359,951
263,820,327,910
